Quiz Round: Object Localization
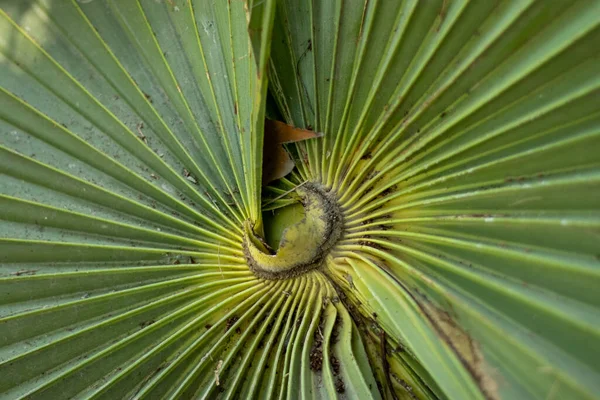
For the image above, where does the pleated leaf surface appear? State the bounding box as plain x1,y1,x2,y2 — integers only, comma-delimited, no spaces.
267,0,600,399
1,1,599,400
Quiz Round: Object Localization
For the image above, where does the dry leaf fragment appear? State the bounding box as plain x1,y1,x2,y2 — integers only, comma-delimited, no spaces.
262,119,322,185
214,359,224,386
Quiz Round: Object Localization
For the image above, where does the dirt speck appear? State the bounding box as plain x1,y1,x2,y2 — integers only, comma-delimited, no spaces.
139,319,155,329
309,344,323,371
310,315,325,371
331,355,340,374
335,377,345,393
225,316,239,332
13,269,38,276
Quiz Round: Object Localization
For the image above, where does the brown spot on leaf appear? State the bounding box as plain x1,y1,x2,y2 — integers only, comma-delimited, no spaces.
421,301,500,400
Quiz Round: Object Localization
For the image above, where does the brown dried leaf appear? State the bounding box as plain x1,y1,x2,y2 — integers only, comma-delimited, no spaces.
262,119,322,185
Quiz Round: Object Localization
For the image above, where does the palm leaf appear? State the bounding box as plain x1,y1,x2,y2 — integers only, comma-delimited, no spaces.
1,0,274,397
1,0,599,399
267,0,600,398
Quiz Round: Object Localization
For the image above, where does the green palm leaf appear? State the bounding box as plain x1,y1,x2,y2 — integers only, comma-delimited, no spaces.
1,0,599,399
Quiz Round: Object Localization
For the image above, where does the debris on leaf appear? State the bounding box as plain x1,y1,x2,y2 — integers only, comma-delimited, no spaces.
335,377,345,393
183,168,198,184
225,316,239,331
136,122,147,144
13,269,38,276
214,359,223,386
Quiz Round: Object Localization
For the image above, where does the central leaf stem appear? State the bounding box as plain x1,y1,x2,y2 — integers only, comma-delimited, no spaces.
243,182,343,280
